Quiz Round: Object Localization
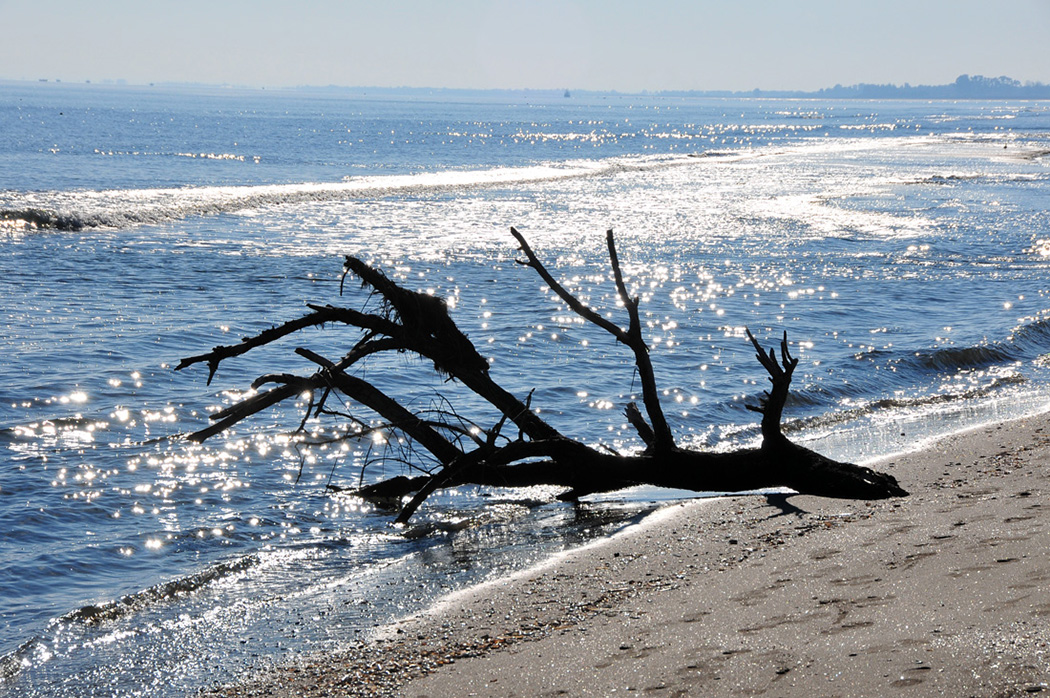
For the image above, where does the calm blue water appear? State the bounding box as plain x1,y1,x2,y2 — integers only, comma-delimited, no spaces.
2,82,1049,696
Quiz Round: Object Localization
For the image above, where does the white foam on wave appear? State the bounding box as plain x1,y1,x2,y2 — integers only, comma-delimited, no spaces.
0,154,712,232
727,133,1038,240
745,192,935,239
16,134,978,236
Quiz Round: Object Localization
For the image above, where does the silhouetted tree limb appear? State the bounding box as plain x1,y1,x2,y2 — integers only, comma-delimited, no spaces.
745,328,797,445
511,227,674,454
176,228,906,521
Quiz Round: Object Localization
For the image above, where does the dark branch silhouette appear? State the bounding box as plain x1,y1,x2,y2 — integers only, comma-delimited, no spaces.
176,228,906,521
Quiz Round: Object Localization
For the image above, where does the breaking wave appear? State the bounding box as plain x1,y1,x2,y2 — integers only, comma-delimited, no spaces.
0,153,726,233
731,316,1050,439
58,554,260,626
905,173,982,185
781,373,1028,436
902,317,1050,373
0,554,259,683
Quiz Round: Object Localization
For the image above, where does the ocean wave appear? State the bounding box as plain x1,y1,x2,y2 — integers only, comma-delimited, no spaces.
1013,148,1050,161
92,149,254,162
0,153,719,233
913,343,1018,371
58,554,260,626
902,316,1050,373
731,317,1050,438
833,317,1050,382
904,173,983,185
0,639,31,682
745,192,935,239
782,373,1028,436
0,205,177,232
0,554,259,682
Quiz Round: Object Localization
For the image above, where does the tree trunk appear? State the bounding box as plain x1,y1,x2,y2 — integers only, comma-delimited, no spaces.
176,228,906,522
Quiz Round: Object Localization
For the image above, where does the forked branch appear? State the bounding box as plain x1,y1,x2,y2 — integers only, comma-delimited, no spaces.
511,227,674,454
177,227,907,521
745,329,798,444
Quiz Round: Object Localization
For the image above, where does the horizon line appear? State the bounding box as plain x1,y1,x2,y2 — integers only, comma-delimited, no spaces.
5,74,1049,99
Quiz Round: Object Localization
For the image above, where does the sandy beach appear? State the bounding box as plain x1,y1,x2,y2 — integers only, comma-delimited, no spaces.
209,413,1050,697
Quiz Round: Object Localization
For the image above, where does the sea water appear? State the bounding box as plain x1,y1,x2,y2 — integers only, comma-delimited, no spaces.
1,83,1049,696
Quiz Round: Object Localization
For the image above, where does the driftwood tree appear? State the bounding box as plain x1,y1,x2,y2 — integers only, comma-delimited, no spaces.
176,228,906,522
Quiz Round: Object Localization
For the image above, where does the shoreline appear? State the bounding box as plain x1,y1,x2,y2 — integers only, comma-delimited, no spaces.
208,412,1050,697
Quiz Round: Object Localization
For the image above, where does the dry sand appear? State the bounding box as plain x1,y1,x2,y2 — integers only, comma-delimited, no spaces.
209,414,1050,697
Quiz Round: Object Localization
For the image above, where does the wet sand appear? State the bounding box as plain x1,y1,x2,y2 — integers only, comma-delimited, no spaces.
209,414,1050,697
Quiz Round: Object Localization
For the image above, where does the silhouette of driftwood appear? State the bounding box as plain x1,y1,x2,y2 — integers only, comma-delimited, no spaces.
176,228,906,522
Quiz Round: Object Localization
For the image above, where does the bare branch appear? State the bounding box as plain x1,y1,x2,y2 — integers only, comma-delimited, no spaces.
603,230,674,453
746,329,798,443
178,229,907,522
175,305,397,385
510,227,674,452
624,402,655,449
187,382,304,442
510,226,628,341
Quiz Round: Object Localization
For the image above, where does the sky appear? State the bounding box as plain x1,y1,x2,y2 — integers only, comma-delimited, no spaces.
2,0,1049,92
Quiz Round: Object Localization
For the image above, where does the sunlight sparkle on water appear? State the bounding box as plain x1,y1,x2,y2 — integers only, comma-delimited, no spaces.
60,391,88,405
3,95,1050,698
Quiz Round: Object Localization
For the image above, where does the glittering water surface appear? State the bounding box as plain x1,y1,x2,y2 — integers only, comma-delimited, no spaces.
2,84,1049,696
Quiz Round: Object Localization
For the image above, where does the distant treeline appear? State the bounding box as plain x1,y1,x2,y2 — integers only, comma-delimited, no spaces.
657,75,1050,100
